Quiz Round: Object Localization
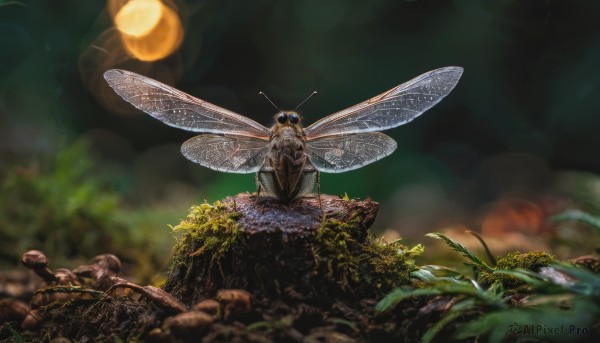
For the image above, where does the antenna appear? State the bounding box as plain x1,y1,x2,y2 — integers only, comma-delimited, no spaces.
294,91,317,111
259,92,280,111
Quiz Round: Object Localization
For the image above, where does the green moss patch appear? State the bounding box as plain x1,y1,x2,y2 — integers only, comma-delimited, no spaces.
170,201,242,269
312,218,421,296
480,251,558,293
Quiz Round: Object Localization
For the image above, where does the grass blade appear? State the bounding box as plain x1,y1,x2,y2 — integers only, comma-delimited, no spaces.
376,288,443,312
426,233,493,272
550,210,600,231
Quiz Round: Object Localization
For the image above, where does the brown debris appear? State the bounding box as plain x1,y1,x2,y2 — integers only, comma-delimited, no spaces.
107,282,187,314
49,338,72,343
571,255,600,273
0,270,37,299
216,289,252,320
192,299,221,317
0,298,29,328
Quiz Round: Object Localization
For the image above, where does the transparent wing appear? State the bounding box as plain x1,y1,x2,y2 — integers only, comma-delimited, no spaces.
305,67,463,139
104,69,271,139
306,132,397,173
181,134,270,174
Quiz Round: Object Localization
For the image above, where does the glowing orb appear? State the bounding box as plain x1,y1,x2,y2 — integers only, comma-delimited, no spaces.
114,0,183,61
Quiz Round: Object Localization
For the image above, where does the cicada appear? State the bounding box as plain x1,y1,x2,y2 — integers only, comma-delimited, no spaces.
104,66,463,205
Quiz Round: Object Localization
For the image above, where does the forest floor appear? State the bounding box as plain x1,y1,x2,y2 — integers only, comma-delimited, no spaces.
1,194,599,343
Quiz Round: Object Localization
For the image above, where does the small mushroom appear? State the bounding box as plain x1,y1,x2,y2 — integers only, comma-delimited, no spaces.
192,299,221,317
147,327,170,343
0,298,30,327
73,254,122,290
21,308,43,330
162,311,213,337
216,289,251,320
94,254,121,275
21,250,58,283
54,268,80,286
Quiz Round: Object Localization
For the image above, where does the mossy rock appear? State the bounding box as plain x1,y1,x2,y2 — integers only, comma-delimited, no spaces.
163,194,419,306
479,251,558,293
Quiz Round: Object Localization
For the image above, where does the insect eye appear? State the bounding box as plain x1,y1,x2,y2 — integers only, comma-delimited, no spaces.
277,113,288,124
289,113,299,124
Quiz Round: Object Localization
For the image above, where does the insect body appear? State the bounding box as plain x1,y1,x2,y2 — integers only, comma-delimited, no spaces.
259,111,318,203
104,67,463,204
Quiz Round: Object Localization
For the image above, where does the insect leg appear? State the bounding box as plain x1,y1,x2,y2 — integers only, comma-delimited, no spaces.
255,184,261,206
317,171,322,210
289,156,307,196
255,173,262,206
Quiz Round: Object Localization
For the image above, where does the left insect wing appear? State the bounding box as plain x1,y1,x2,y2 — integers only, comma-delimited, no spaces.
103,69,271,139
181,134,270,174
104,69,272,173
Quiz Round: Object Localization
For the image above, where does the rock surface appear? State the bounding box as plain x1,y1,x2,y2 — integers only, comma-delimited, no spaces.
162,194,400,305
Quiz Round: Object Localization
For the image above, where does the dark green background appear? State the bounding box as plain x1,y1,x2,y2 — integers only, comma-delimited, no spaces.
1,0,599,234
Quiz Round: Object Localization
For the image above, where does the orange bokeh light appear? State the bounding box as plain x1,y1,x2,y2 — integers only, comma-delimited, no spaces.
113,0,183,62
481,198,544,236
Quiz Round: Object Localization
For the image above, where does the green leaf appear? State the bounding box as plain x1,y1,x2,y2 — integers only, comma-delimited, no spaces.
420,264,467,279
421,309,465,343
375,288,443,312
426,233,494,272
550,264,600,297
493,269,552,289
550,210,600,231
487,281,504,296
0,1,26,7
456,299,600,343
0,323,24,343
411,268,466,286
327,317,358,331
376,281,505,313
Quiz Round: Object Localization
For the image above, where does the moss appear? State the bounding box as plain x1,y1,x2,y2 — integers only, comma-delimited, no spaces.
170,201,241,272
165,199,420,303
311,217,421,297
480,251,558,293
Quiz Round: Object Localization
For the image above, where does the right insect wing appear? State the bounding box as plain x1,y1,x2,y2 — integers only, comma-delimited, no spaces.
305,132,397,173
104,69,271,139
181,134,270,174
304,66,463,139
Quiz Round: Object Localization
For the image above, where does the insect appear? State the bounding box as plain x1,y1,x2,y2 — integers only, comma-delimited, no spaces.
104,66,463,206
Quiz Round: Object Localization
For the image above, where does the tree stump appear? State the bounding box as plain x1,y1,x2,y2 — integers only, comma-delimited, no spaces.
163,193,416,306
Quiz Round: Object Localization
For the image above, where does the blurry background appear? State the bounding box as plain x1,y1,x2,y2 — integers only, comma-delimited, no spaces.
1,0,600,280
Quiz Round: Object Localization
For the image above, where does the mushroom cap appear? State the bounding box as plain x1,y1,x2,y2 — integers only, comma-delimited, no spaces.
94,254,122,275
21,250,49,268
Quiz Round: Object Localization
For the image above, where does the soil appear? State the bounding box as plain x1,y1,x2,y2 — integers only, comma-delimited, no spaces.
1,193,596,342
